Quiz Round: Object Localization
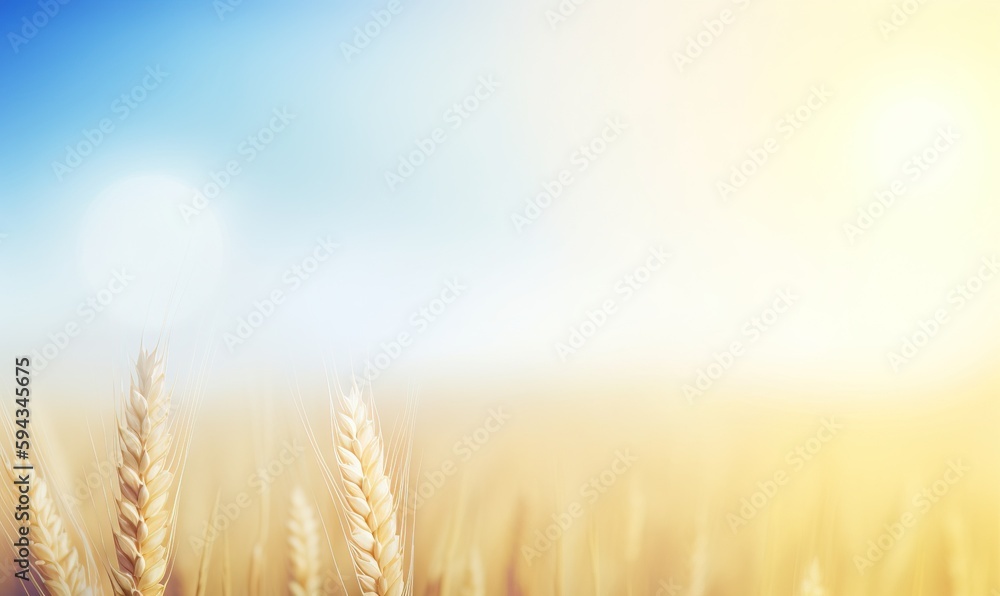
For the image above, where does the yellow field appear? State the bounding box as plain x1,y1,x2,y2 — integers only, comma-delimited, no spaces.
3,369,998,595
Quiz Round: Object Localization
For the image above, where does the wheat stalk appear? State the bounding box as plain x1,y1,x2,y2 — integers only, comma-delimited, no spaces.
249,476,270,596
800,558,825,596
503,501,526,596
28,474,91,595
1,420,92,594
288,487,321,596
333,387,405,596
221,532,232,596
688,514,710,596
110,347,174,596
194,495,219,596
459,548,485,596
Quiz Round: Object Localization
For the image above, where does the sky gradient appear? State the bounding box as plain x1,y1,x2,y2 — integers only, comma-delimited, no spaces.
2,0,1000,402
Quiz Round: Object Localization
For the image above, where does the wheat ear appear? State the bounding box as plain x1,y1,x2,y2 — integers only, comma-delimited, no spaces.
288,487,321,596
110,348,174,596
30,474,91,595
334,388,404,596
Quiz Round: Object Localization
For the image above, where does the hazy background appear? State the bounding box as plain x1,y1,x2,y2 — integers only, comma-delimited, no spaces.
2,0,999,404
4,3,1000,593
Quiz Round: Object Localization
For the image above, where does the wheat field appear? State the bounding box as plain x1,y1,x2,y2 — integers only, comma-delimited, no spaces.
2,348,999,596
5,0,1000,593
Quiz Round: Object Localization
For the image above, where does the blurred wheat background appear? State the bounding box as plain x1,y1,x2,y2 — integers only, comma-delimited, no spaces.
3,0,1000,594
2,360,998,595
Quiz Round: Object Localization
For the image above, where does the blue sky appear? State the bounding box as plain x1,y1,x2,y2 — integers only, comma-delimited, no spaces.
0,0,564,387
2,0,998,399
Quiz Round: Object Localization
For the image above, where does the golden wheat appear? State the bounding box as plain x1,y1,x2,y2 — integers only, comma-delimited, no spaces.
110,348,175,596
29,474,91,595
1,419,91,594
333,387,405,596
288,487,321,596
6,374,1000,596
